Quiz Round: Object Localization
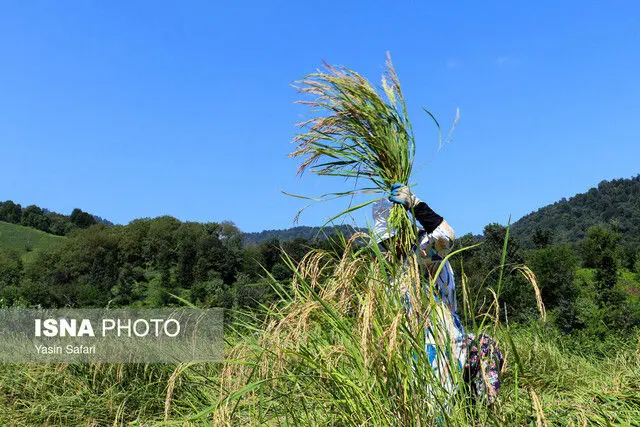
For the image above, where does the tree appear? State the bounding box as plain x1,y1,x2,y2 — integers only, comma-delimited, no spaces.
527,245,578,331
579,225,630,331
260,238,282,273
459,224,533,323
580,225,620,269
175,222,206,289
271,263,292,281
0,249,23,305
191,277,233,308
61,224,121,307
241,245,266,281
21,205,50,232
282,238,312,264
482,223,524,266
70,208,97,229
21,250,68,307
580,225,621,308
117,219,150,266
145,216,181,269
218,222,244,285
532,228,553,249
0,201,22,224
47,212,74,235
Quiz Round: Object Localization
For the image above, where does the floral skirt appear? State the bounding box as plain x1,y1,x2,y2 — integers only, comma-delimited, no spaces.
422,310,503,407
464,333,504,406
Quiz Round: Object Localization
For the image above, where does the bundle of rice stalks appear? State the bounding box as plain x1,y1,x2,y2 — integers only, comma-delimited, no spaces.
290,53,436,252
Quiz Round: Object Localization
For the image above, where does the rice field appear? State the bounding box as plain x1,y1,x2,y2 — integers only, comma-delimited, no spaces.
0,313,637,425
0,230,638,425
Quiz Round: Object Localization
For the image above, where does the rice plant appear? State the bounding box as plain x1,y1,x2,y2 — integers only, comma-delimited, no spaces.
208,235,467,425
289,53,433,253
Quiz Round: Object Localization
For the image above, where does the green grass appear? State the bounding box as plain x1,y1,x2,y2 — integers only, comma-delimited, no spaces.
0,221,66,263
621,269,640,300
0,325,637,425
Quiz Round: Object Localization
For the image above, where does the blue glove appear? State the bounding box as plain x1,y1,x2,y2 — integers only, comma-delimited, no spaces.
389,183,420,209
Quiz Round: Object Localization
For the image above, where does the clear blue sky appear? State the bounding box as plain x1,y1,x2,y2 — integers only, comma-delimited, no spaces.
1,1,638,235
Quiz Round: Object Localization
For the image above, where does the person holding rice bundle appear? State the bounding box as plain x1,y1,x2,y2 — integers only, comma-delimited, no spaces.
291,53,503,408
374,183,503,406
387,183,458,314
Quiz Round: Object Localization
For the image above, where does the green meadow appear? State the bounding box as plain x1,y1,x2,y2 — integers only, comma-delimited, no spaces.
0,221,66,264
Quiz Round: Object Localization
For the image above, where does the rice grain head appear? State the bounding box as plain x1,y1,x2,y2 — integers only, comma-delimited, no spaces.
513,265,546,322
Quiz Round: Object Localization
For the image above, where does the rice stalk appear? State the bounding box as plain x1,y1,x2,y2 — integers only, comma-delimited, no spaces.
512,265,546,322
531,388,548,427
289,53,443,253
164,362,191,422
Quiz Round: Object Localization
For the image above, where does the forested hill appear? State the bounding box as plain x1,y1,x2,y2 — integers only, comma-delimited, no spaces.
242,225,364,246
511,175,640,249
244,175,640,248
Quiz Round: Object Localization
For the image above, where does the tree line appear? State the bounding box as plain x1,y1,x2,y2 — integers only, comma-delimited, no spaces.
455,222,640,347
512,175,640,251
0,213,339,313
0,200,107,235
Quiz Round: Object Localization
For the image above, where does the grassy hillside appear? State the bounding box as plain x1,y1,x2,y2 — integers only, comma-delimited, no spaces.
0,221,66,262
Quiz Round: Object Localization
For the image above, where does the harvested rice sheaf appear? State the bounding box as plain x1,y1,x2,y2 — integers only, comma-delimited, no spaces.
290,54,423,253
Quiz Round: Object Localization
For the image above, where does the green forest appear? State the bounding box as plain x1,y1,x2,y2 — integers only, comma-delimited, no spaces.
1,175,640,424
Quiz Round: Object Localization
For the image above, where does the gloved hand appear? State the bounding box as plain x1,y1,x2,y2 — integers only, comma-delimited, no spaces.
389,183,420,209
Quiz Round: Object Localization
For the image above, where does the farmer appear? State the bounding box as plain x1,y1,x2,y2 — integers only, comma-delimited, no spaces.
374,183,503,405
388,183,458,313
372,184,459,315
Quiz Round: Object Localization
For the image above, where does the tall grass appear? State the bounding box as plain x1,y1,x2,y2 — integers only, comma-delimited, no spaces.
289,54,430,251
202,229,535,425
0,300,638,424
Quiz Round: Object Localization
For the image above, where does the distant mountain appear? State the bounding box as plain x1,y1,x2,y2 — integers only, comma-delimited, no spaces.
512,175,640,249
242,225,365,246
245,176,640,248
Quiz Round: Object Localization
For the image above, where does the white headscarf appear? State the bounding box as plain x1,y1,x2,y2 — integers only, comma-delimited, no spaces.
372,199,396,243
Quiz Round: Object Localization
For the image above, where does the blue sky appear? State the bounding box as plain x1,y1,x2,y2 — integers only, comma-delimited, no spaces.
1,1,638,235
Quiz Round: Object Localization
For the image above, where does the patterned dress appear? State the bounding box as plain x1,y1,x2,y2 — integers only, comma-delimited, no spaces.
419,220,503,406
418,221,467,393
373,198,503,404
